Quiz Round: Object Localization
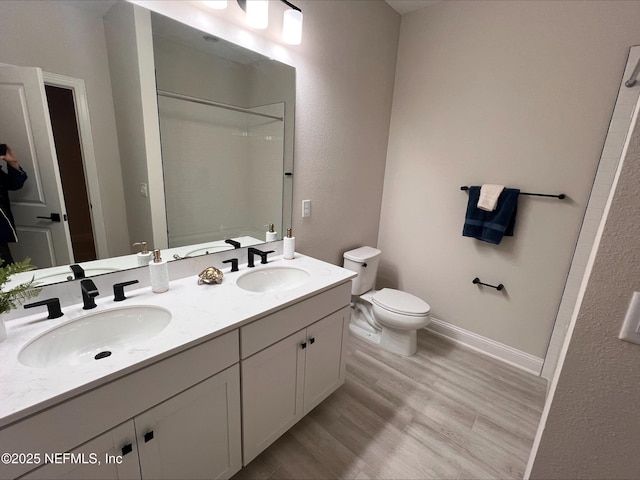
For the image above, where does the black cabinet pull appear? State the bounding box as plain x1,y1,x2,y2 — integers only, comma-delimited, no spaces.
300,342,307,349
121,443,133,456
309,337,315,345
144,431,154,443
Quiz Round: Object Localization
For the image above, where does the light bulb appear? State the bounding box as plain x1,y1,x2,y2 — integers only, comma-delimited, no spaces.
246,0,268,29
282,9,303,45
203,0,227,9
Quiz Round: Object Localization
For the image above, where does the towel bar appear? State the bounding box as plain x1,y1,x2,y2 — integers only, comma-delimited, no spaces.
460,186,565,199
473,277,504,291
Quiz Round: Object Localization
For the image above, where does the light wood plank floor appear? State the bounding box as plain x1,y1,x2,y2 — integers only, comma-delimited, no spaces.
233,329,547,480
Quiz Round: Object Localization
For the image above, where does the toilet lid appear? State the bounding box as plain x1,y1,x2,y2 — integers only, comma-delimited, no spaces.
372,288,430,316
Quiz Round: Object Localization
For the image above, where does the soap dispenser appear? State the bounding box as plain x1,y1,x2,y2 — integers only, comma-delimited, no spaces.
266,223,277,242
149,249,169,293
133,241,152,267
283,228,295,260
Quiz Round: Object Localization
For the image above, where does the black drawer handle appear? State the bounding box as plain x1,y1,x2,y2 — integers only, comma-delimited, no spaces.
144,431,154,443
121,443,133,456
309,337,315,345
300,342,306,349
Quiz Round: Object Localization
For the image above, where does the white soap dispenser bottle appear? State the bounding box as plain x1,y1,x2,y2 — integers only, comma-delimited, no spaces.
283,228,295,260
133,241,152,267
149,249,169,293
266,223,277,242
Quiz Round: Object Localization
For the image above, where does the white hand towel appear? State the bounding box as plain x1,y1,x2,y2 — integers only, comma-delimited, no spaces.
477,184,505,212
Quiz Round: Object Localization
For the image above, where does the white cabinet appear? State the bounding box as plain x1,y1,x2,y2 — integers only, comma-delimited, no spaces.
241,307,349,464
19,366,241,480
136,365,241,480
19,422,141,480
3,279,353,480
303,309,349,413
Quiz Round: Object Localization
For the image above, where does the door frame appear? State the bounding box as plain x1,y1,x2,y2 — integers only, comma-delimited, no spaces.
41,72,108,259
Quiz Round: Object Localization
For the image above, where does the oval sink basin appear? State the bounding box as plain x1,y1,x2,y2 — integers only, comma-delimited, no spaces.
236,266,310,293
18,306,172,368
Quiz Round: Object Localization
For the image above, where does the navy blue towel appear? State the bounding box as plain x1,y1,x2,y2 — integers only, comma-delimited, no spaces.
462,186,520,244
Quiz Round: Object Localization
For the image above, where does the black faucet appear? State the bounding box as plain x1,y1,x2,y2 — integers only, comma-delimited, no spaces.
247,248,275,268
224,239,241,249
81,279,99,310
70,264,85,279
222,258,239,272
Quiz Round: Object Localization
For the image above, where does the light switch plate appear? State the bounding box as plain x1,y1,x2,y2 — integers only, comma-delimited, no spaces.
619,291,640,344
302,199,311,218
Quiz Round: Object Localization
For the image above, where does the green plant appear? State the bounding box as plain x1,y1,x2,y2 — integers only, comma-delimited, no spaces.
0,257,41,315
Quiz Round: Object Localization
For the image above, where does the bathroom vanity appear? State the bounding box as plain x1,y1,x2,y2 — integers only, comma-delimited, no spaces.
0,254,355,480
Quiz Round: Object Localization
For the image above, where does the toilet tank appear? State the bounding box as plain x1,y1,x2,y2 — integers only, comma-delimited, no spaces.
343,246,381,295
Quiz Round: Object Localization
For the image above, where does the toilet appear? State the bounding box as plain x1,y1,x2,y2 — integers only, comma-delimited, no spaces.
343,246,431,356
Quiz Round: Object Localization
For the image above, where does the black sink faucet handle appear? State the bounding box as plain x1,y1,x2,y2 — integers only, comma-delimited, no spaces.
224,239,241,249
222,258,239,272
70,264,85,279
113,280,140,302
81,279,99,310
24,298,64,319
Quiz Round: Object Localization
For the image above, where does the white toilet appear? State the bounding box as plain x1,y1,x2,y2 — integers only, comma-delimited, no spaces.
343,246,431,356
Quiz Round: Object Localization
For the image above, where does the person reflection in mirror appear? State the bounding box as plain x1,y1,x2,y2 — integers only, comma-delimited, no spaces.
0,144,28,267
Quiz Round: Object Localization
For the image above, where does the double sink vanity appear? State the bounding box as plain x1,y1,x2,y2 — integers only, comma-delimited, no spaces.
0,251,356,480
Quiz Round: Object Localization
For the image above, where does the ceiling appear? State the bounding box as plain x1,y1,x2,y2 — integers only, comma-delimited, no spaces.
385,0,440,15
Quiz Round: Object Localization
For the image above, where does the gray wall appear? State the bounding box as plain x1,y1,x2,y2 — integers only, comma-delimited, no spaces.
292,0,401,263
378,0,640,359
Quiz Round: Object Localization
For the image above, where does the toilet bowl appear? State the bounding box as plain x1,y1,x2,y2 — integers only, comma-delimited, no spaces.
343,247,431,356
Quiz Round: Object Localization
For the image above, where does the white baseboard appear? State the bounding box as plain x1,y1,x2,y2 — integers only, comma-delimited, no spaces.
426,318,544,376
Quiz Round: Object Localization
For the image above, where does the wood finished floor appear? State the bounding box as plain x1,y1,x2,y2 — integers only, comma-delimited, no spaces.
233,329,547,480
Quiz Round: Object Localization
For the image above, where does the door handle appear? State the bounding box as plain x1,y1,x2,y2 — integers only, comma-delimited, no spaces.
36,213,61,222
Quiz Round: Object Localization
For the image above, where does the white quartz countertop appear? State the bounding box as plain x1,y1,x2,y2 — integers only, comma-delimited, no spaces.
0,254,355,428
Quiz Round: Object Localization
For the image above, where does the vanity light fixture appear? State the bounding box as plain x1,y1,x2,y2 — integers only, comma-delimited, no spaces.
281,0,303,45
203,0,228,9
235,0,303,44
244,0,269,29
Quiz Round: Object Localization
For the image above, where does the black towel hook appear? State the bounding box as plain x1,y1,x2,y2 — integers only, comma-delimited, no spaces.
473,277,504,291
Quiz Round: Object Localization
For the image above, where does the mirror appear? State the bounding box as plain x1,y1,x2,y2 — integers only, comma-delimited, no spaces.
0,0,294,287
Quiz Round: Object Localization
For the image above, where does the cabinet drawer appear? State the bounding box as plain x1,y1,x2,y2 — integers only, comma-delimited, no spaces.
240,281,351,359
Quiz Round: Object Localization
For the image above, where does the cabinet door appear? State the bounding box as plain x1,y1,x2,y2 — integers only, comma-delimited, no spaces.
241,329,306,465
135,365,241,480
303,307,348,414
19,421,141,480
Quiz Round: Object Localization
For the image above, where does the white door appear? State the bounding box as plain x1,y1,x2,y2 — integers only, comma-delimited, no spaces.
0,66,73,268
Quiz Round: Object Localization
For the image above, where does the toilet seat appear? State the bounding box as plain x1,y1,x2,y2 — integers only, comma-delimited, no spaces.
372,288,430,316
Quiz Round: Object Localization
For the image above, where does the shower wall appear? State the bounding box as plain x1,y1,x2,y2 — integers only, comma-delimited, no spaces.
158,98,284,246
152,26,289,246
